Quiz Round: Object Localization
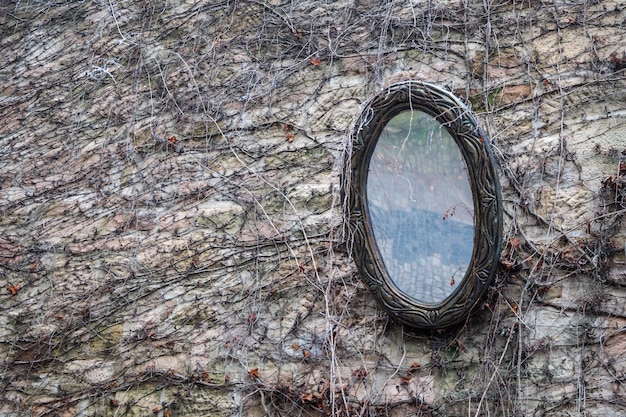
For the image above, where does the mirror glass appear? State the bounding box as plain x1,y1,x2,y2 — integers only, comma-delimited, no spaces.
367,110,475,304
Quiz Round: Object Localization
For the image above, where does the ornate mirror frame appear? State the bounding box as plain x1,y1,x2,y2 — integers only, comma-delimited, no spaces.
345,81,503,329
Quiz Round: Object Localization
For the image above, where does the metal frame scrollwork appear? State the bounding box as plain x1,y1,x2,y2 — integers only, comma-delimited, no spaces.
345,81,503,329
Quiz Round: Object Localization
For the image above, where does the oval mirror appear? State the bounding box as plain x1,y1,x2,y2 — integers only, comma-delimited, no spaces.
345,82,502,329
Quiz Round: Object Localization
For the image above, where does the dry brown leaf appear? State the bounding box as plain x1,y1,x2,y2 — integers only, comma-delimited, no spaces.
248,368,260,379
7,284,20,296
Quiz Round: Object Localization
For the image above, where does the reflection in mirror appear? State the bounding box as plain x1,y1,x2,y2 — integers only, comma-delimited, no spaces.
367,111,475,304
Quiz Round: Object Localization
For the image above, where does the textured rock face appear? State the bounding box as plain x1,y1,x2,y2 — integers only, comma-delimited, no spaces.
1,1,626,416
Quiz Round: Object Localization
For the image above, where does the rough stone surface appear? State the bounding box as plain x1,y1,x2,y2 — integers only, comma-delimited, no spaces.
1,1,626,416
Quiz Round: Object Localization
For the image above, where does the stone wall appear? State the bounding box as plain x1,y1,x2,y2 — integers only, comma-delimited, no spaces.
1,0,626,416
